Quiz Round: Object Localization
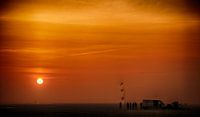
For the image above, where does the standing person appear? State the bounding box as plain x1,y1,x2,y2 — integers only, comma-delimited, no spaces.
127,102,130,110
140,103,143,110
135,103,138,110
119,102,122,109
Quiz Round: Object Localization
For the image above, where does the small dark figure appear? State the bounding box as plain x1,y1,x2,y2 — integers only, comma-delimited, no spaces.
135,103,138,110
140,103,143,109
119,102,122,109
126,102,130,110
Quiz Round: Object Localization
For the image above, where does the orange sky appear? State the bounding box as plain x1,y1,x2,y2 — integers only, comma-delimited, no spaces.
0,0,200,104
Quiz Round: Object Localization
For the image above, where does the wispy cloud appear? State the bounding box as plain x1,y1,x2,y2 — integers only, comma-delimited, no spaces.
0,48,118,57
70,49,118,56
0,48,55,54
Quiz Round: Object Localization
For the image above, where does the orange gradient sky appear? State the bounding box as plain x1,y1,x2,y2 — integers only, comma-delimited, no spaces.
0,0,200,104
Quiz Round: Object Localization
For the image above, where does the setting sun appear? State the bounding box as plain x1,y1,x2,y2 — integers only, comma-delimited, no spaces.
37,78,44,85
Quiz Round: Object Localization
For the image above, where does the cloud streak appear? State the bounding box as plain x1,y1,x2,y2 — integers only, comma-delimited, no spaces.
69,49,118,56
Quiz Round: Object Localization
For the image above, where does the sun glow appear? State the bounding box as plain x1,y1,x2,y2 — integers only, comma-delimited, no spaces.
37,78,44,85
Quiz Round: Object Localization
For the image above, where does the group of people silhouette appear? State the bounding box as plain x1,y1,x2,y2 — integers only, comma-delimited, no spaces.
126,102,137,110
119,102,138,110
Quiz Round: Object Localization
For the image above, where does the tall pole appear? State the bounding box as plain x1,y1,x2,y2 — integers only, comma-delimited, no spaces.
120,81,126,110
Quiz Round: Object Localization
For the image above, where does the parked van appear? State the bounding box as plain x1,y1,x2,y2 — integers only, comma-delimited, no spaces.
141,99,165,109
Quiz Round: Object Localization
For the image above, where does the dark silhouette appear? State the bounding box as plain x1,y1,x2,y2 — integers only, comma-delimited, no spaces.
131,103,134,110
119,102,122,109
141,100,165,110
140,102,143,109
118,100,188,111
130,102,137,110
164,101,189,110
134,103,137,110
126,102,130,110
